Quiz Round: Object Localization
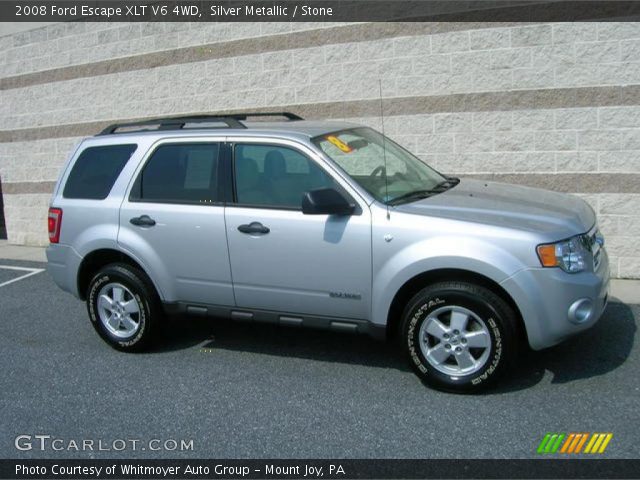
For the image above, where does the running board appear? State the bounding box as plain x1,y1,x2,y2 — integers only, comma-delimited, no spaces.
164,302,385,340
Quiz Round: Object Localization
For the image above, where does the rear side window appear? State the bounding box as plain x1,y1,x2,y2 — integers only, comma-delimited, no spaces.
63,144,137,200
131,143,221,205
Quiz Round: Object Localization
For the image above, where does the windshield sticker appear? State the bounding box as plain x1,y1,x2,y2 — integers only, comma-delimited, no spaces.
326,135,353,153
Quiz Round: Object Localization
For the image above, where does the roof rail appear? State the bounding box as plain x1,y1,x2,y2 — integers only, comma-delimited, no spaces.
230,112,304,121
97,112,303,136
97,115,246,136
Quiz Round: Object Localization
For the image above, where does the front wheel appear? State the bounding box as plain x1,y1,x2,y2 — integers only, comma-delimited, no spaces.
401,281,519,392
87,263,161,352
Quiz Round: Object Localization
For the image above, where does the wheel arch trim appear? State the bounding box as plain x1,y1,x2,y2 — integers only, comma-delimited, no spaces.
76,247,165,301
380,265,526,343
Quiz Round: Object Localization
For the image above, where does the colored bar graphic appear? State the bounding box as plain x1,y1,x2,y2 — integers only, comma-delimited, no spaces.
545,434,558,453
550,434,565,453
568,434,582,453
598,433,613,453
591,434,606,453
560,433,575,453
537,433,613,454
562,433,584,453
574,433,589,453
537,433,552,454
584,433,598,453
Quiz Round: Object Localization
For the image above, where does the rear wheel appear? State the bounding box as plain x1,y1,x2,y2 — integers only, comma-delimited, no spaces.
401,281,519,392
87,263,161,352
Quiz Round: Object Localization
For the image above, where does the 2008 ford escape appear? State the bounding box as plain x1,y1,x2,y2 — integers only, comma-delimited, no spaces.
47,112,609,392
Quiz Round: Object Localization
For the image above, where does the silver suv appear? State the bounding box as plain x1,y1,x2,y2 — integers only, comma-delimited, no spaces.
47,112,609,392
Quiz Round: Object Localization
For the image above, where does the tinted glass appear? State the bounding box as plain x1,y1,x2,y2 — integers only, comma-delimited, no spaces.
63,144,137,199
234,144,337,208
137,143,220,204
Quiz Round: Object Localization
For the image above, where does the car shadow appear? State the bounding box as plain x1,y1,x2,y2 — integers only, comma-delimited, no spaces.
158,314,408,370
491,300,637,393
156,301,637,393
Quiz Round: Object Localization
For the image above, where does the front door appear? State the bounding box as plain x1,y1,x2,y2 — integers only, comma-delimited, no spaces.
224,140,372,320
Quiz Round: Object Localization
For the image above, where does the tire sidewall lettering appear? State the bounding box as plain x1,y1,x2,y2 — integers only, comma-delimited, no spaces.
407,299,445,374
406,293,503,387
88,275,110,326
88,273,147,348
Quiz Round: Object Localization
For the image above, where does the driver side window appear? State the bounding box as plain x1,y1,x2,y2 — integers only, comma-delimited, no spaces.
234,144,338,209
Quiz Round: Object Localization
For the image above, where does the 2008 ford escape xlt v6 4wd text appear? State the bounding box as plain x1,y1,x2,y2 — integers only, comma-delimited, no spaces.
47,112,609,392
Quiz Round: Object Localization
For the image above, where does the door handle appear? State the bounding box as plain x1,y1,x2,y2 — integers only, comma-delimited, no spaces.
130,215,156,227
237,222,270,235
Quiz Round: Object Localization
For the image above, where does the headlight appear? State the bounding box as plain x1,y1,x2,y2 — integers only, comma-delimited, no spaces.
536,235,588,273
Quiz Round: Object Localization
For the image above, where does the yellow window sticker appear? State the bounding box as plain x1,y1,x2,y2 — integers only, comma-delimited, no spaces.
326,135,353,153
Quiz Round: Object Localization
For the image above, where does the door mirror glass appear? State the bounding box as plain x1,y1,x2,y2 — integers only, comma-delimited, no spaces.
302,188,355,216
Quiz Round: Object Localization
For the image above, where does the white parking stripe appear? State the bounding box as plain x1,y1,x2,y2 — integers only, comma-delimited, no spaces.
0,265,45,288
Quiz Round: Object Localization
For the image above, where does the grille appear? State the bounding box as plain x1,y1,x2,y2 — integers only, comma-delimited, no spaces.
584,227,603,272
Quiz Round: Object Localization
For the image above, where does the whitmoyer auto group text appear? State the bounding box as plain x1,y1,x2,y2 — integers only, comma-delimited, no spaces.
16,463,346,477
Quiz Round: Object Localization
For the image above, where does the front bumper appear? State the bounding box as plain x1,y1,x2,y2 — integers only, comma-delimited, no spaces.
500,249,610,350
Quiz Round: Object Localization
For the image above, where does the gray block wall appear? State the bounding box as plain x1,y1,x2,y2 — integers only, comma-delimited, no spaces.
0,21,639,279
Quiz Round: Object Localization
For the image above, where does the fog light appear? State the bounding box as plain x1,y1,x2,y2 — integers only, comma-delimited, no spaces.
568,298,593,324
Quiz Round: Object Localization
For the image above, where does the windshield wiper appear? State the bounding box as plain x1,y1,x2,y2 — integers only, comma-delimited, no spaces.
437,176,460,188
387,189,438,205
387,177,460,206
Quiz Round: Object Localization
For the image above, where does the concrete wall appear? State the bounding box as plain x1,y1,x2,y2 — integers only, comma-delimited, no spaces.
0,22,639,278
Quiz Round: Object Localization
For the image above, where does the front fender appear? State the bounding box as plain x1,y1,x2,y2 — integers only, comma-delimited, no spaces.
371,236,526,327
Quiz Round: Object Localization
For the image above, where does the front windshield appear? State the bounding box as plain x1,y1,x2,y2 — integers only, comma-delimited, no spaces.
313,127,447,204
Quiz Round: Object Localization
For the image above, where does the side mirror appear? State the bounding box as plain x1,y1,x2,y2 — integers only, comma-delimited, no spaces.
302,188,355,216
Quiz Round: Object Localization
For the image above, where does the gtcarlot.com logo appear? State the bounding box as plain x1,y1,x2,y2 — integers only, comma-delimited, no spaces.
15,435,194,452
537,432,613,454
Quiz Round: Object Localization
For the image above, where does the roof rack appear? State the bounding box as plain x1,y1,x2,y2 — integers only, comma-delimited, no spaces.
230,112,303,121
97,112,304,136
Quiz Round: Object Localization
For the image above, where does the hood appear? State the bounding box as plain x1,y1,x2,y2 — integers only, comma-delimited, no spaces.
394,179,595,240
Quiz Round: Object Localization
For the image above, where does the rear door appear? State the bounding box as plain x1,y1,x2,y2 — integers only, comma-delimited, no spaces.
118,139,234,305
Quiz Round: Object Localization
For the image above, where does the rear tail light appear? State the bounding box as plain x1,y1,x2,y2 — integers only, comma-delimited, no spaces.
48,208,62,243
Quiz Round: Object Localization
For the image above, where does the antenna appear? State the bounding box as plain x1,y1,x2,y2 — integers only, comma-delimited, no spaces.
378,79,390,220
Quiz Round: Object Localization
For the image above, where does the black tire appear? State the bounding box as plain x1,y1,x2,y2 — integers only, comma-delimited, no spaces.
401,281,519,393
87,263,161,352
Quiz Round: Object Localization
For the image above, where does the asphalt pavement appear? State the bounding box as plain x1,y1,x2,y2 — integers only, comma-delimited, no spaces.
0,259,638,459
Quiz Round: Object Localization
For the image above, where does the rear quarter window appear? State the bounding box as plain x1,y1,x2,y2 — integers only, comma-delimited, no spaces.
63,144,137,200
130,143,221,205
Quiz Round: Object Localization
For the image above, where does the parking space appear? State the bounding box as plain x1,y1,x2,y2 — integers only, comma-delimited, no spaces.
0,259,638,459
0,264,45,288
0,267,21,285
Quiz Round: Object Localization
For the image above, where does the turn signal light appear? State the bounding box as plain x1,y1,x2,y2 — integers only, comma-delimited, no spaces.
536,244,557,267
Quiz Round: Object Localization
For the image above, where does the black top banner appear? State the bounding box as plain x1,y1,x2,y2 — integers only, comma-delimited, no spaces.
5,0,640,22
3,459,640,480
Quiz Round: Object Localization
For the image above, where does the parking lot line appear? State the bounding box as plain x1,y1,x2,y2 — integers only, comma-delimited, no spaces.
0,265,45,288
